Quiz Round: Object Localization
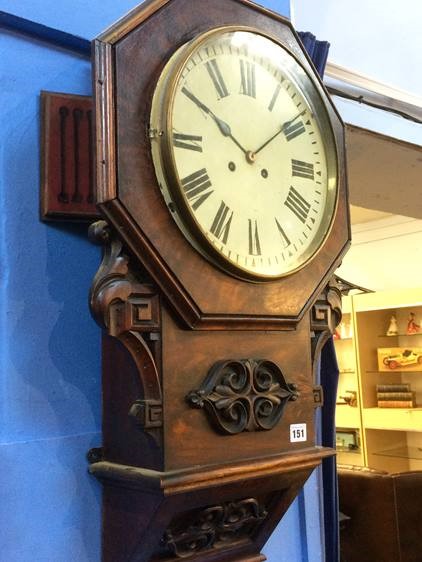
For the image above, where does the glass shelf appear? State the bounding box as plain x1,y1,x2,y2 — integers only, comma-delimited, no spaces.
339,369,355,374
334,337,353,341
373,445,422,461
379,333,422,338
336,447,361,454
371,406,422,411
366,370,422,375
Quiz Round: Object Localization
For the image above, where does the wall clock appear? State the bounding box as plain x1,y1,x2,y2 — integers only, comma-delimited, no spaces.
89,1,350,561
150,27,338,280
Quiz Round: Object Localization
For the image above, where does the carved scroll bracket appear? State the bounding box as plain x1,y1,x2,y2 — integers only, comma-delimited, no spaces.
310,276,342,382
187,359,299,435
89,220,160,335
89,220,163,435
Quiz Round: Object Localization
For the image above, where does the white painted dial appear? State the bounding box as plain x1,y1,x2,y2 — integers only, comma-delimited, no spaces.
150,28,338,280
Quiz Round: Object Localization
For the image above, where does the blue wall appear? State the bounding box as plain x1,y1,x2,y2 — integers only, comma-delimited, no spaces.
0,2,325,561
0,30,102,561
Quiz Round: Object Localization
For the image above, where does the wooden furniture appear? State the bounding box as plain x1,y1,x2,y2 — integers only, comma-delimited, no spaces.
338,464,422,562
335,288,422,472
88,1,350,560
334,296,365,466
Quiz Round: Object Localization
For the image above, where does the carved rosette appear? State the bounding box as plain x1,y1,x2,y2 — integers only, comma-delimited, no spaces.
162,498,268,558
187,359,299,435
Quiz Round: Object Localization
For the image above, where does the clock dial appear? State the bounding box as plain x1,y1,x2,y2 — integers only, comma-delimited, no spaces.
150,28,338,280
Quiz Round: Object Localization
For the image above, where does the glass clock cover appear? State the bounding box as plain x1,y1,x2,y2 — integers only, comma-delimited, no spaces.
150,28,338,280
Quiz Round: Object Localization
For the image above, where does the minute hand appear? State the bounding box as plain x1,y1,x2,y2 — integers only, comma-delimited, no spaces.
182,87,248,155
254,110,306,155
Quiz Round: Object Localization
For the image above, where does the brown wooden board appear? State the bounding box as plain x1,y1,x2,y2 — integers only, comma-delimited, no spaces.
41,91,99,221
161,306,315,470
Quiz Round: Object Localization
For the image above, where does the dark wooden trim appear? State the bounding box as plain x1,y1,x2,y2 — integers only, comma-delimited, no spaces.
94,40,116,204
90,447,334,494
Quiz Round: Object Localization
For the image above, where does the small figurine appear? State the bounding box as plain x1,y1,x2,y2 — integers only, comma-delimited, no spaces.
386,315,398,336
407,312,420,335
339,390,357,407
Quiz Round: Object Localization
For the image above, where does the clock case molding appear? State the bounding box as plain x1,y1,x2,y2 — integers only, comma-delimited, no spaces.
88,0,350,561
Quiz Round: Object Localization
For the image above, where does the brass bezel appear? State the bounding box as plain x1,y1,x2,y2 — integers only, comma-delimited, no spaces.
150,25,339,282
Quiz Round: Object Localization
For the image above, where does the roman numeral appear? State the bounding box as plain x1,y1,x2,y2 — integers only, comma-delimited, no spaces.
275,218,291,248
268,83,281,111
283,121,305,142
239,60,256,97
291,159,315,180
210,201,233,244
173,132,203,152
181,168,213,211
205,59,229,99
284,186,311,224
248,219,261,256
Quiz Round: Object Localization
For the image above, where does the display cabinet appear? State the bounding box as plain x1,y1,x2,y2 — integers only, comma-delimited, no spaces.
335,288,422,472
334,296,364,466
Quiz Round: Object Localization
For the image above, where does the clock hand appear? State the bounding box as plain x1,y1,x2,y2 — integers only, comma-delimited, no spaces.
254,110,307,155
182,87,249,157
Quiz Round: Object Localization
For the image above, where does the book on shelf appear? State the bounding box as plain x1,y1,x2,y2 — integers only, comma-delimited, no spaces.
377,400,415,408
376,391,414,400
376,383,411,393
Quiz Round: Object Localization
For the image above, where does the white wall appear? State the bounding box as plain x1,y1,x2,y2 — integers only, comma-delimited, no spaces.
292,0,421,93
337,215,422,291
292,0,422,289
291,0,422,145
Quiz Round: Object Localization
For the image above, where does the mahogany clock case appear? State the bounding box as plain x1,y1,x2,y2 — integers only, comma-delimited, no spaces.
89,0,350,560
93,0,350,330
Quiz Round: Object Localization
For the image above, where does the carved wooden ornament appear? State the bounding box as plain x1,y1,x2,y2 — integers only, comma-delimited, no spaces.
89,1,350,561
187,359,299,434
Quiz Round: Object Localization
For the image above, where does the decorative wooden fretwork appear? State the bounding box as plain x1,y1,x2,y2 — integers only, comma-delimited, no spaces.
187,359,299,435
162,498,268,558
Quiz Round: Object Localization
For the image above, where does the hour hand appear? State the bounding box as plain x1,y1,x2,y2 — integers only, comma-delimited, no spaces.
254,110,307,155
